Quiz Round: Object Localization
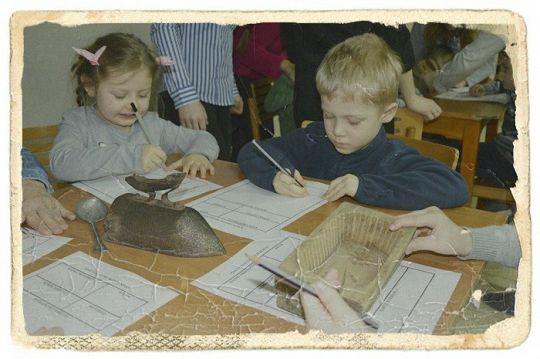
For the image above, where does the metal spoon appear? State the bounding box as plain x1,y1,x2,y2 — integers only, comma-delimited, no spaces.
76,197,109,252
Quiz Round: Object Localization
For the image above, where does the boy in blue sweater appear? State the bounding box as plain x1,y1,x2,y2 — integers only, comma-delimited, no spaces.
238,34,469,210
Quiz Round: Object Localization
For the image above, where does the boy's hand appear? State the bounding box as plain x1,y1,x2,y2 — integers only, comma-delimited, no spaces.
142,144,167,172
167,153,215,179
406,95,442,121
273,170,308,197
389,206,473,256
323,174,359,202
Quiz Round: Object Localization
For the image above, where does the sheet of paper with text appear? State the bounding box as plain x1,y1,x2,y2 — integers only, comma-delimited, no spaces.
23,251,178,336
186,179,329,240
73,168,222,204
193,233,461,334
22,228,72,265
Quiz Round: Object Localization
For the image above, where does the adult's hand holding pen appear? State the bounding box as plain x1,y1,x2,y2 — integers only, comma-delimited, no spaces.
301,269,375,334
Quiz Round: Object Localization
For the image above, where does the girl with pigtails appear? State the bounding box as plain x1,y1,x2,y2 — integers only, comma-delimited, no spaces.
50,32,219,182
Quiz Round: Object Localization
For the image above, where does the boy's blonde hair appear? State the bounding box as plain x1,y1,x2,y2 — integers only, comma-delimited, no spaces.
71,32,160,109
316,33,402,109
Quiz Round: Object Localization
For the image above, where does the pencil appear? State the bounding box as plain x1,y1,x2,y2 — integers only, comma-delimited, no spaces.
131,102,166,170
245,253,319,298
131,102,152,144
251,139,304,188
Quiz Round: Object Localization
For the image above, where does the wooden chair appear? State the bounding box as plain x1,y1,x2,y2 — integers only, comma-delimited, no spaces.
388,134,460,170
247,77,278,140
393,107,424,140
22,125,69,190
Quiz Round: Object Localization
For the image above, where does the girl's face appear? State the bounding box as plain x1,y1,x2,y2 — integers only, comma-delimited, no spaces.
85,67,152,131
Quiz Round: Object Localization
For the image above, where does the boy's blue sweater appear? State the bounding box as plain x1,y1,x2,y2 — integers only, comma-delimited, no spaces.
238,122,469,210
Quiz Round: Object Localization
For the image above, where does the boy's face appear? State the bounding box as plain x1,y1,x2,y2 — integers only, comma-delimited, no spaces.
321,95,395,154
84,67,152,131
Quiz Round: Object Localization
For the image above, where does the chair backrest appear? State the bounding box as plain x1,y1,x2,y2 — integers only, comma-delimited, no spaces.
22,125,68,190
247,77,277,140
393,107,424,140
388,134,459,170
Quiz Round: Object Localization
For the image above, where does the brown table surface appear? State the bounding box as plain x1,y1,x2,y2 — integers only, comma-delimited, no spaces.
424,98,507,201
22,159,508,335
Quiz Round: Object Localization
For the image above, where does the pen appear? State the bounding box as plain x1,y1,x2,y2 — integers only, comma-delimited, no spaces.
245,253,319,298
131,102,166,170
131,102,153,144
251,139,304,189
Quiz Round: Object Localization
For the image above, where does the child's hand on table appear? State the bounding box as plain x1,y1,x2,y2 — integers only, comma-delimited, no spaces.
167,153,215,179
142,144,167,172
273,170,308,197
323,174,359,202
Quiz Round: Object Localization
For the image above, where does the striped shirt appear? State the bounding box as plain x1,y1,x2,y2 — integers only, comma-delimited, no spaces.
150,23,238,109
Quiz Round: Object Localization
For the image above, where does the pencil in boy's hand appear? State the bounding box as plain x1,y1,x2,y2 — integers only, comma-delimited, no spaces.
245,253,319,298
251,139,305,189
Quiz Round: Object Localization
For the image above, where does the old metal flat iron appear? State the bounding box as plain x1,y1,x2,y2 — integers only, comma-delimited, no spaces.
103,172,225,257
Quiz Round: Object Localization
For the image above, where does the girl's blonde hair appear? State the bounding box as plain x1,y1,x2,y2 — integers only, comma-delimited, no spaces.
316,33,402,109
71,32,160,109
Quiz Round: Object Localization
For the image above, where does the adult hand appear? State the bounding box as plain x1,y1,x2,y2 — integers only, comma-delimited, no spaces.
301,269,375,334
273,170,308,197
323,174,359,202
178,101,208,130
166,153,215,179
389,206,473,256
22,180,75,235
406,95,442,122
142,144,167,172
230,95,244,115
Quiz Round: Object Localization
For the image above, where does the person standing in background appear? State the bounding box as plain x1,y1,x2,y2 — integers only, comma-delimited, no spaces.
231,23,295,160
151,23,243,161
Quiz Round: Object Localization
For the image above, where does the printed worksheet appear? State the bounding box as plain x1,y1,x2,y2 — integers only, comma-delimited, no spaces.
366,260,461,334
23,251,178,336
186,179,328,240
73,168,222,204
191,232,306,325
436,87,510,104
193,236,461,334
22,228,72,265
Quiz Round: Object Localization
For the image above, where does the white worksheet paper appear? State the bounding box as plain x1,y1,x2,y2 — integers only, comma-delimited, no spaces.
191,232,306,325
193,237,461,333
436,87,510,104
73,168,222,204
23,251,178,336
22,228,72,265
367,260,461,334
186,179,328,240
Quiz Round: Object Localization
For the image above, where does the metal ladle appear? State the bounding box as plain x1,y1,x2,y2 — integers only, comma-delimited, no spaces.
76,197,109,252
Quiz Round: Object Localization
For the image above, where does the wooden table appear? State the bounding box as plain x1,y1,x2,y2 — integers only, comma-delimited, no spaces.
424,98,507,196
22,160,508,336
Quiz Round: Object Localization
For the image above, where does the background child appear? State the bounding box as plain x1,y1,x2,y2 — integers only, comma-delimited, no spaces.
50,33,219,182
238,33,469,210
